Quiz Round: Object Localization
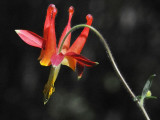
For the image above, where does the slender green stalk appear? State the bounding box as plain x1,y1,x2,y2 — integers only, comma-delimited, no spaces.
59,24,151,120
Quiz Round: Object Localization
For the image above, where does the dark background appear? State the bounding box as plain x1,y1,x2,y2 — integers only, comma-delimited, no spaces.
1,0,160,120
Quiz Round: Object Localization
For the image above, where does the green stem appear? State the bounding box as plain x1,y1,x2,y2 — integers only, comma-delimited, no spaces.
59,24,151,120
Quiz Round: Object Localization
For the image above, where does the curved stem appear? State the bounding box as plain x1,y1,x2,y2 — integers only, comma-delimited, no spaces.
59,24,150,120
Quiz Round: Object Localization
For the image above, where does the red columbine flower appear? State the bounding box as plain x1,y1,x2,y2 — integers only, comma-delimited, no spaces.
15,4,98,104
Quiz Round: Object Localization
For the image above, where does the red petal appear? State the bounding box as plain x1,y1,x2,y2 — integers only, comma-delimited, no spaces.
51,53,64,67
43,4,57,40
65,52,97,67
39,4,57,60
15,30,44,48
40,5,57,66
76,62,84,79
67,14,93,54
61,56,76,71
58,6,74,53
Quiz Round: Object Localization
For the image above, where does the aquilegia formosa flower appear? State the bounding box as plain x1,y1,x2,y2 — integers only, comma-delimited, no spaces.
15,4,98,104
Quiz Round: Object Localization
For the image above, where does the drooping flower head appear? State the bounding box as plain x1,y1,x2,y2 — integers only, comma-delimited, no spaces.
15,4,98,104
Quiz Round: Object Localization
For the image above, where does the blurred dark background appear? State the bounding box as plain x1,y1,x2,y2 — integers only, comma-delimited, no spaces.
1,0,160,120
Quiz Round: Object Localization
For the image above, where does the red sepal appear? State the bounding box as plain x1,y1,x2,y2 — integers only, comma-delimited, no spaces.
65,52,97,67
15,30,44,48
76,62,84,79
51,53,64,67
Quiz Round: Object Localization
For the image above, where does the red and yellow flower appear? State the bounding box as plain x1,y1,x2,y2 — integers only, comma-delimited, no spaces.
15,4,98,104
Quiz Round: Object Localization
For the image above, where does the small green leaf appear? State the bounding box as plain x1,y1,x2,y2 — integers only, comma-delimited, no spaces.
139,74,156,106
145,96,157,99
141,74,156,99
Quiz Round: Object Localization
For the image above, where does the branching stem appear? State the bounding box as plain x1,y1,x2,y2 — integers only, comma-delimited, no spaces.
59,24,150,120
